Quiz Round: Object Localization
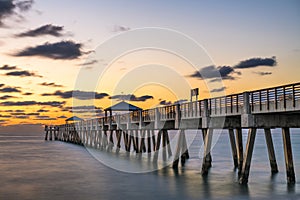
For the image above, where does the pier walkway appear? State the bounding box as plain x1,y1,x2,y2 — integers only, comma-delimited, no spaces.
49,82,300,185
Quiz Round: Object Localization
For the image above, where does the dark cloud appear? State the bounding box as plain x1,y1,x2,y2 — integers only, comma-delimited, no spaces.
190,56,277,81
109,94,154,102
0,84,4,87
0,86,21,93
15,115,29,119
0,0,34,26
0,95,17,100
15,24,64,37
234,57,277,69
57,115,67,119
34,115,56,120
39,82,63,87
15,0,34,12
23,92,33,95
210,87,227,93
0,64,17,70
37,109,49,113
0,100,65,107
159,100,172,106
189,65,236,80
5,70,42,77
0,114,10,118
13,41,84,60
113,25,130,32
42,90,109,100
81,59,98,66
253,71,272,76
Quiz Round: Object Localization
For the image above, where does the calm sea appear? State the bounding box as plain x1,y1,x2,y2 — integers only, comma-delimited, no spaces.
0,129,299,200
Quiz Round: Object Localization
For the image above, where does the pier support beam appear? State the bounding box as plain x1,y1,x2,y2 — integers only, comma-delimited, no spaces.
153,130,162,163
201,129,213,175
228,129,238,168
282,127,296,185
235,128,243,176
201,129,212,169
239,128,257,185
264,128,278,174
172,130,183,168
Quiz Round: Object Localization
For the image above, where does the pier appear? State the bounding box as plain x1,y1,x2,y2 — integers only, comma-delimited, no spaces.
51,82,300,185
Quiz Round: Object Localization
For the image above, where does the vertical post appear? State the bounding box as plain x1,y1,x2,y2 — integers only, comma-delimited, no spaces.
147,129,151,153
116,130,122,149
153,130,162,163
236,129,243,176
282,127,296,185
44,125,48,141
202,129,212,168
229,129,238,168
165,130,172,157
152,129,156,151
201,129,213,175
49,126,53,141
139,130,146,153
135,129,139,153
172,130,183,168
239,128,257,185
264,128,278,173
181,130,189,160
123,130,128,151
162,130,167,161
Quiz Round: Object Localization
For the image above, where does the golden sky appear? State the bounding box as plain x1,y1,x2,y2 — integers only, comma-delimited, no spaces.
0,0,299,132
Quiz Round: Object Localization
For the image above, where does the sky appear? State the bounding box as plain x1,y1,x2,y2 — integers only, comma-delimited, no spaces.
0,0,299,133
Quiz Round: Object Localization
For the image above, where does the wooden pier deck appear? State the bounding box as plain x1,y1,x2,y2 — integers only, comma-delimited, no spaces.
47,82,300,185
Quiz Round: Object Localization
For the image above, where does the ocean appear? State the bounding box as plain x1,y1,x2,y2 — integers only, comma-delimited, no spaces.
0,129,299,200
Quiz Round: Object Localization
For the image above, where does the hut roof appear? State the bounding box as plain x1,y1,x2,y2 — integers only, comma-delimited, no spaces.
104,101,142,111
65,116,83,122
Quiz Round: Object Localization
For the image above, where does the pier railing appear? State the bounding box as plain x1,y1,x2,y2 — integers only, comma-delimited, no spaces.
61,82,300,128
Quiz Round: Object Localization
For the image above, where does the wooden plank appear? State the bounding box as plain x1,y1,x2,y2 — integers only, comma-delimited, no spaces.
264,128,278,173
235,128,243,176
239,128,257,184
282,128,296,185
172,130,183,168
201,129,213,175
229,129,238,168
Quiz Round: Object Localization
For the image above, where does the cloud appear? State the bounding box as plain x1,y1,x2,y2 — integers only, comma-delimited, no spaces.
113,25,131,32
0,0,34,26
42,90,109,100
0,95,17,100
253,71,272,76
0,114,10,118
0,64,18,70
13,40,84,60
57,115,67,119
189,65,236,80
15,24,65,37
0,84,4,87
37,109,49,113
5,70,42,77
234,57,277,69
0,100,65,107
34,115,56,120
23,92,33,95
15,0,34,12
39,82,63,87
109,94,154,102
0,86,21,93
210,87,226,93
159,100,172,106
190,56,277,81
81,59,98,66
